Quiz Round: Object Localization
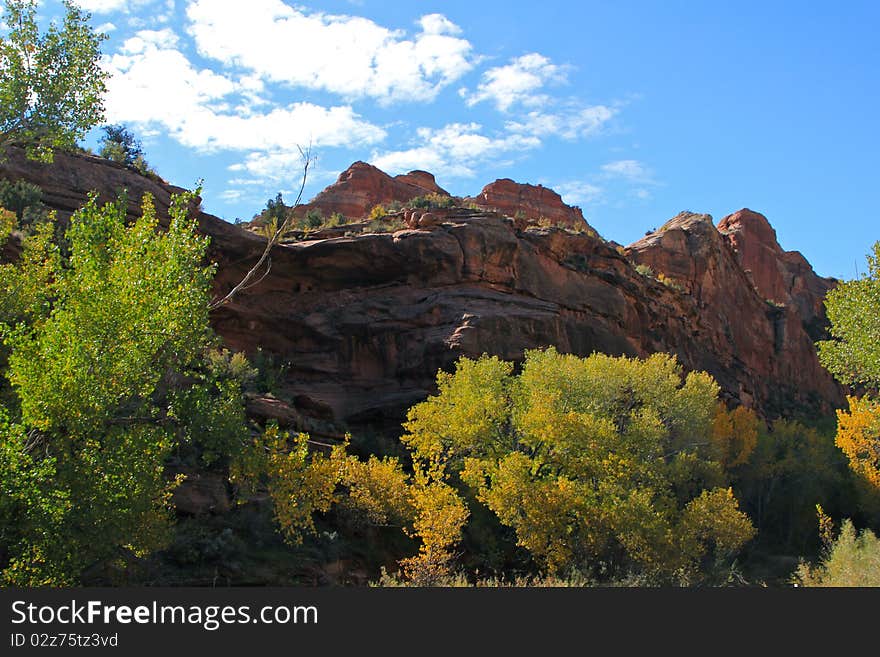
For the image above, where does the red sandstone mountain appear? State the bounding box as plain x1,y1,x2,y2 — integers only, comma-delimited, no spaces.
0,149,843,433
290,162,591,236
293,161,449,219
626,212,839,412
466,178,590,231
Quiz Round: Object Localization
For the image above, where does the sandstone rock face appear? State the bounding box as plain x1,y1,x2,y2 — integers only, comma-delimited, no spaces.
466,178,592,231
294,161,450,220
718,208,836,340
626,212,840,414
1,151,843,431
0,146,263,262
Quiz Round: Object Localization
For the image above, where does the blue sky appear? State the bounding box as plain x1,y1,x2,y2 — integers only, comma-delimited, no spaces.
32,1,880,278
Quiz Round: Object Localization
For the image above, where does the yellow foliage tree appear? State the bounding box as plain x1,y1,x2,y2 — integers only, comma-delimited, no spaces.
711,404,760,469
403,348,755,582
835,396,880,490
232,424,469,582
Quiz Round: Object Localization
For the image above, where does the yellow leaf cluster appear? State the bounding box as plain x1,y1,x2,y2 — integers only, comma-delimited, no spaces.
835,395,880,491
711,404,759,468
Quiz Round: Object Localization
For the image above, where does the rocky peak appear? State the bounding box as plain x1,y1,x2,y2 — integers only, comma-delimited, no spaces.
625,210,840,413
466,178,592,232
718,208,836,338
626,212,728,294
718,208,782,255
295,161,450,220
394,170,445,193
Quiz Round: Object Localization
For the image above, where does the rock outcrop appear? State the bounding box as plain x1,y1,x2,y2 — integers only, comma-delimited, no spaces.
626,212,840,413
293,161,450,220
718,208,836,340
1,150,843,431
0,145,261,261
466,178,592,231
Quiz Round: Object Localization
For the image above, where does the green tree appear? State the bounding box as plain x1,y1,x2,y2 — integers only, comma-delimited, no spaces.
402,348,755,583
818,242,880,388
731,419,849,554
0,0,107,160
0,191,249,584
0,177,45,227
98,124,154,176
818,242,880,522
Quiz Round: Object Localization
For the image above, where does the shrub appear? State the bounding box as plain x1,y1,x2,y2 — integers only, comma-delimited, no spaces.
657,272,685,292
794,519,880,586
410,193,455,210
368,204,388,221
250,347,290,395
635,263,654,278
0,178,47,228
303,209,323,229
325,212,349,228
98,125,156,177
363,217,406,234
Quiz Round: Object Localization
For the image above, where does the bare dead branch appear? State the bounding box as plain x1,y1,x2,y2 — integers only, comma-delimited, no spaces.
209,143,313,310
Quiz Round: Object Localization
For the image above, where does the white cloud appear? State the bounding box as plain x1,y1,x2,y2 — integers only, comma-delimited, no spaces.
555,181,603,206
73,0,163,13
371,101,614,180
372,122,540,179
120,27,179,51
465,53,567,111
506,105,615,140
74,0,130,11
600,159,654,182
103,29,386,179
219,189,243,202
185,0,474,104
419,14,462,36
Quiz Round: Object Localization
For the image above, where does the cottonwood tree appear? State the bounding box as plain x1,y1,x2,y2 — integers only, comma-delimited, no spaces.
0,191,250,584
818,241,880,521
401,348,755,583
0,0,107,160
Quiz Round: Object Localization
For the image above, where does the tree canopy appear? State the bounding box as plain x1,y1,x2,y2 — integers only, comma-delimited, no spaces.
817,241,880,522
0,0,107,160
818,241,880,389
0,191,250,584
401,348,755,582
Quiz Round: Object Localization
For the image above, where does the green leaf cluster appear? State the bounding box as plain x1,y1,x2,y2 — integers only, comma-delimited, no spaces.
0,0,108,160
0,191,251,584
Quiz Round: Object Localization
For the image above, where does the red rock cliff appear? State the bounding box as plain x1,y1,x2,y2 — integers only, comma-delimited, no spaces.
1,151,843,429
625,212,840,413
718,208,836,339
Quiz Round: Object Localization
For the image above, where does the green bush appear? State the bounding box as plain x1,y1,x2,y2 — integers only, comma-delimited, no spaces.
410,193,455,210
794,520,880,586
363,217,406,234
98,125,157,178
0,178,47,228
250,347,290,395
